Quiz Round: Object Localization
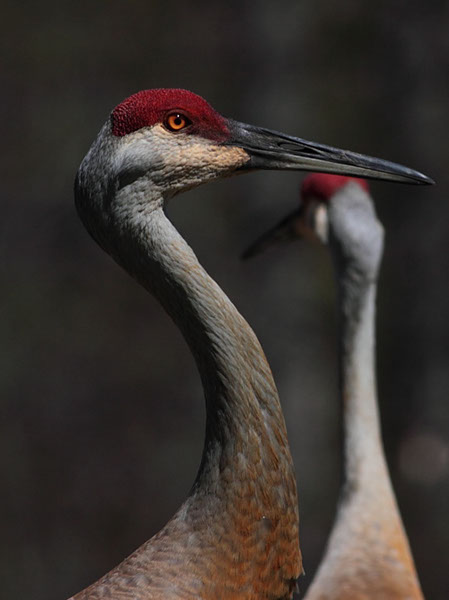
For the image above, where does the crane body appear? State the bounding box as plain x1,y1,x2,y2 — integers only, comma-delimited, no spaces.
70,89,430,599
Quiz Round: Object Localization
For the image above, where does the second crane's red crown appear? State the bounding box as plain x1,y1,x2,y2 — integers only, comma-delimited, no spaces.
111,88,230,142
301,173,370,203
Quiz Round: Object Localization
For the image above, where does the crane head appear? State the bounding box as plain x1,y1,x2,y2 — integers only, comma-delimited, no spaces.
242,174,374,258
107,88,433,193
84,87,432,190
299,174,372,244
75,88,432,251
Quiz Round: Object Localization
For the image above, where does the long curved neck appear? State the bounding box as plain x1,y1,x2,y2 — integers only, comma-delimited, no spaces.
92,189,301,596
116,204,288,465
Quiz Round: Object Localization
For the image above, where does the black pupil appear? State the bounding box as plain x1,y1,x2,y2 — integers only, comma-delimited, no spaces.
173,115,183,126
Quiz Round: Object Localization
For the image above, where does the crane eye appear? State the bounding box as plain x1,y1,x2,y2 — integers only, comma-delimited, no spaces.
164,112,191,132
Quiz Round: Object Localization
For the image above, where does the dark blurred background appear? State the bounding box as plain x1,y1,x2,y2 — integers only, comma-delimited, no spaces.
2,1,448,598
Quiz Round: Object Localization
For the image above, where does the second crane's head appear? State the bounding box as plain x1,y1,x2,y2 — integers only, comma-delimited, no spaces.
242,173,385,279
75,88,431,240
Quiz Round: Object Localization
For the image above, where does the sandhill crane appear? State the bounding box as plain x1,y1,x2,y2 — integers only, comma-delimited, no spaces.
244,173,425,598
71,88,431,600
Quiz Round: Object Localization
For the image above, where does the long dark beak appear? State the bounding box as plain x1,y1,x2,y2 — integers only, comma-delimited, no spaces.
225,119,434,185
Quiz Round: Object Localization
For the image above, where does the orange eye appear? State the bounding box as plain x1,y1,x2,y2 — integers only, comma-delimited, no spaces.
165,112,191,132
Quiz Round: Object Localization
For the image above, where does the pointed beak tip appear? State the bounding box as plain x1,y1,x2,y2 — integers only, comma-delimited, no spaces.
392,170,435,186
421,174,436,186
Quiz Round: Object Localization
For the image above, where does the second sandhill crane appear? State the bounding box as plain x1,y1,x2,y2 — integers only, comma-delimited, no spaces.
71,88,431,600
244,174,425,598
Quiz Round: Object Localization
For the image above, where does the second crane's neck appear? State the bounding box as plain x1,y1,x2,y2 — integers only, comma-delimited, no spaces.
334,238,388,490
337,276,386,487
330,206,389,493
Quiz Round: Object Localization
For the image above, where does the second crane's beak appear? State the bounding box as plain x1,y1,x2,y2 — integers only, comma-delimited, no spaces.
224,119,434,185
241,210,303,260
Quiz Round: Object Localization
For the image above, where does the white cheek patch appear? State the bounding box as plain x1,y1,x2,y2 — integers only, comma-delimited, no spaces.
115,124,249,186
314,203,329,243
305,199,329,243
